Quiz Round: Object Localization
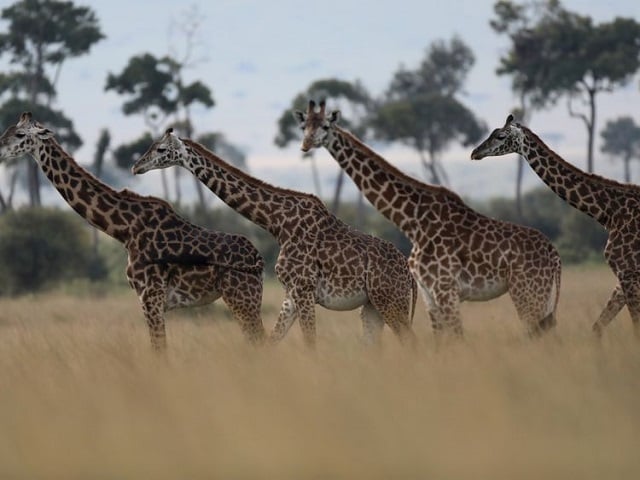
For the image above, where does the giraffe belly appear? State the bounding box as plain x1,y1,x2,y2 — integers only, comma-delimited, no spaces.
166,286,222,309
315,282,368,311
460,278,508,302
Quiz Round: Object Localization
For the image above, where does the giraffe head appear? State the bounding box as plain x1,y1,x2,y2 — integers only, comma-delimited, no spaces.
294,100,340,152
470,114,525,160
0,112,55,163
132,128,188,175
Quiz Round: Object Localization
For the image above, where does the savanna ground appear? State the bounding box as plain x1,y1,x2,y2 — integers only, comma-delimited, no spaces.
0,264,639,479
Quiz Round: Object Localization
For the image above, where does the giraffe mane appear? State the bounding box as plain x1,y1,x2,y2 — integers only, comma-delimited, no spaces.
520,124,640,194
182,138,329,209
335,126,467,205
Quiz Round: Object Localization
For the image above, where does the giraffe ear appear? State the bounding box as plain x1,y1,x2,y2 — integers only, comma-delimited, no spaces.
293,110,306,125
36,127,54,139
328,110,341,124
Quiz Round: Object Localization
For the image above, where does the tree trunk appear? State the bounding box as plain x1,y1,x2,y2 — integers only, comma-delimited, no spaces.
624,155,631,183
173,167,182,205
515,156,525,220
331,169,345,214
308,156,323,199
194,176,207,210
27,162,41,206
586,88,596,173
160,169,170,200
354,192,365,230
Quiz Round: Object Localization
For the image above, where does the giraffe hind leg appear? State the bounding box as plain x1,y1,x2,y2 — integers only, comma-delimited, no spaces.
508,275,557,338
360,302,385,346
618,277,640,339
220,270,266,345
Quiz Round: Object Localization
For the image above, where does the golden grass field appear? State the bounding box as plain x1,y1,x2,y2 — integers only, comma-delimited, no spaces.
1,264,639,479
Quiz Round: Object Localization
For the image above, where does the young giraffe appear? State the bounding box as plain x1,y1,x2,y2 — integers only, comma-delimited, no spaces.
297,100,562,337
0,112,266,349
472,114,640,336
132,128,417,347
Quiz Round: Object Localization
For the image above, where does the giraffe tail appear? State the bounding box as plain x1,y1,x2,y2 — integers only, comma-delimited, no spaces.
410,276,418,325
540,249,562,331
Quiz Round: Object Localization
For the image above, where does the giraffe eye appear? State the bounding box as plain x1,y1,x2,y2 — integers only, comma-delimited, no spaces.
15,133,26,139
156,147,167,154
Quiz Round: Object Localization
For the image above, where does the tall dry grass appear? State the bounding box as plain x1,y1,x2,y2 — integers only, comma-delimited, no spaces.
1,265,639,479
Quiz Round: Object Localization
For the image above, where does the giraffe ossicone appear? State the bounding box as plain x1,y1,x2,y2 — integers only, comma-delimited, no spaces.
0,112,266,349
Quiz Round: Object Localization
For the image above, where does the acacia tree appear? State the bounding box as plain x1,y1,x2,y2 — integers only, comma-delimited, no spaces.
275,78,373,214
0,0,103,206
105,52,215,204
371,37,486,185
106,7,215,207
492,0,640,173
600,116,640,183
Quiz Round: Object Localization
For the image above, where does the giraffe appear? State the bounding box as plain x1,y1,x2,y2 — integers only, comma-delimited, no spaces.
296,100,562,337
132,128,417,348
471,114,640,336
0,112,266,349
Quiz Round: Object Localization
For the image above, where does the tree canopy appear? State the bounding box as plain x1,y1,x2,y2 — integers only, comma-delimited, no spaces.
600,116,640,183
491,0,640,172
371,36,486,185
0,0,104,206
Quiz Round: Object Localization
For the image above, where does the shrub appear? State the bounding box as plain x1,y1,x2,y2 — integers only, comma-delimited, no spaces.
0,207,108,295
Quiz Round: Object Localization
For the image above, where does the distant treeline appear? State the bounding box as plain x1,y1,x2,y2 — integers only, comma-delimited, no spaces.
0,188,606,296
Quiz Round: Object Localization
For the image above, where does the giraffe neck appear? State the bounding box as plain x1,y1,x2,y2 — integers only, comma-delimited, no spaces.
182,139,327,243
36,138,132,242
518,126,630,227
325,126,466,239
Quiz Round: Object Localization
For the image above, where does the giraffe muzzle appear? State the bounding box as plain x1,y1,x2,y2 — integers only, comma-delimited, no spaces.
470,149,482,160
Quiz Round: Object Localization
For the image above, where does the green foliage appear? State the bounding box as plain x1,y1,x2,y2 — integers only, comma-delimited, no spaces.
197,132,247,170
0,0,104,61
105,52,214,123
0,207,108,295
555,209,607,264
477,187,607,264
491,0,640,172
112,132,154,170
0,0,103,205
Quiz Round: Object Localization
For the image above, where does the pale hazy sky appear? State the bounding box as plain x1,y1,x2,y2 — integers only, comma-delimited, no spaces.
2,0,640,203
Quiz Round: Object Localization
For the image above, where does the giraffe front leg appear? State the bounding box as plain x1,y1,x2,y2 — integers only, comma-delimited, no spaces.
619,277,640,339
294,289,317,348
268,292,298,344
417,277,463,338
139,286,167,351
592,285,626,337
360,302,385,346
